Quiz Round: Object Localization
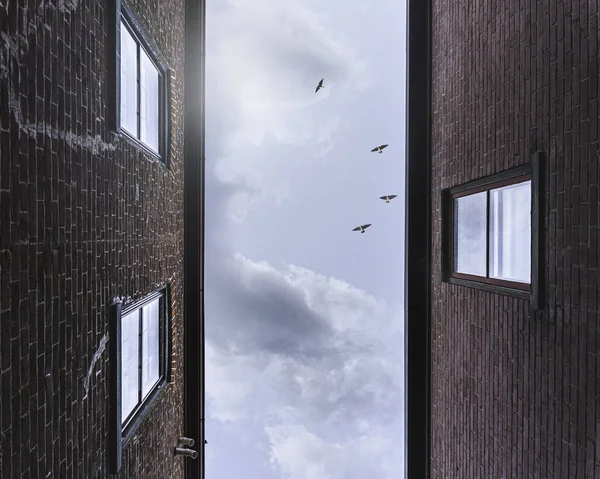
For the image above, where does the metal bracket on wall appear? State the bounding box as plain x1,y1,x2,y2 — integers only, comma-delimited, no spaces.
178,437,195,447
174,447,199,459
176,437,198,458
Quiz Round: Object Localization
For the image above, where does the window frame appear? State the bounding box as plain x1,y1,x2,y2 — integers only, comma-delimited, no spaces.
442,152,545,307
109,286,172,474
110,1,171,165
450,173,532,291
120,289,167,428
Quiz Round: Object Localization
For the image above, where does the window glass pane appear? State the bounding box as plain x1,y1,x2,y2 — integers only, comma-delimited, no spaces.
141,298,161,397
121,311,140,422
454,191,487,277
489,180,531,283
120,23,138,136
140,49,160,153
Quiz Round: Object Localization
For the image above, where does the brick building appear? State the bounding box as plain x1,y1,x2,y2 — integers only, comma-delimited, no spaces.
407,0,600,478
0,1,205,478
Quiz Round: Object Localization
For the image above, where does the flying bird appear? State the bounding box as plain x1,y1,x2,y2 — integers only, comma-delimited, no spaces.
379,194,398,203
371,144,389,154
352,224,372,234
315,79,324,93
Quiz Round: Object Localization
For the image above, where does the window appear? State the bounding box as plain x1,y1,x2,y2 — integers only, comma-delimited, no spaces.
443,153,544,304
452,176,532,289
109,288,170,474
121,294,163,424
116,7,169,160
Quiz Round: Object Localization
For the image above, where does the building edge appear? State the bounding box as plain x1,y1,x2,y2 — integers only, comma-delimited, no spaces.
184,0,207,477
405,0,432,477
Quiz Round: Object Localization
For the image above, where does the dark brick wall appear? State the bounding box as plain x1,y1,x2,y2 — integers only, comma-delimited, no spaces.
0,1,186,477
431,1,599,478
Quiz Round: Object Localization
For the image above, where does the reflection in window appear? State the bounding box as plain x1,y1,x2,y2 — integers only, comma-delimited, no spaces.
140,49,160,153
120,25,138,137
450,177,532,289
119,292,165,427
121,311,140,421
489,181,531,283
119,19,163,155
142,298,160,398
454,191,487,277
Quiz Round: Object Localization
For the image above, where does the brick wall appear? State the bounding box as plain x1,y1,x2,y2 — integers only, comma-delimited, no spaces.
0,1,186,477
431,1,599,478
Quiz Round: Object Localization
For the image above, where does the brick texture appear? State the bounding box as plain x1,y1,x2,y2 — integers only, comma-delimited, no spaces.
0,0,186,477
431,1,600,478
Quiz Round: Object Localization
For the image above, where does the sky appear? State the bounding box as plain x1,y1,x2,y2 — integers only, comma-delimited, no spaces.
204,1,407,478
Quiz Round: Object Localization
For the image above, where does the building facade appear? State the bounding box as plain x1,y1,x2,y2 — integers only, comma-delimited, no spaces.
0,1,204,477
407,0,600,478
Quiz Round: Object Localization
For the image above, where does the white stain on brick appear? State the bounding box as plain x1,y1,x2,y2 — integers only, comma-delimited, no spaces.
1,24,118,155
57,0,79,13
83,333,109,400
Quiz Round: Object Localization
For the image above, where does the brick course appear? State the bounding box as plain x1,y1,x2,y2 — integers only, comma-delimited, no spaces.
431,1,600,477
0,1,186,477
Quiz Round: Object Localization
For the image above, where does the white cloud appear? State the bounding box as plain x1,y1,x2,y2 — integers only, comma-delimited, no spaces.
265,424,348,479
205,342,264,422
205,253,403,477
265,423,403,479
356,0,403,13
207,0,371,221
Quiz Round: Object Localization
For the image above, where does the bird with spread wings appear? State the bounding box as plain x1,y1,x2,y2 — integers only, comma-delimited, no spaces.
352,224,372,234
371,144,389,154
311,81,393,236
379,194,398,203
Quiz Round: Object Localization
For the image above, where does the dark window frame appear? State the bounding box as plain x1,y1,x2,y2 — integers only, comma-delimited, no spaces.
442,153,545,307
109,286,172,474
451,173,532,291
120,289,168,428
108,1,172,166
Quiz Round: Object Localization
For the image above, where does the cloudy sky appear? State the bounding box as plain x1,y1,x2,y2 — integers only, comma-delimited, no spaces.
204,0,407,477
